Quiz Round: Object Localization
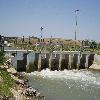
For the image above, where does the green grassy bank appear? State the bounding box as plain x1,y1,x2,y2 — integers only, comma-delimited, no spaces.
0,70,16,98
0,51,16,98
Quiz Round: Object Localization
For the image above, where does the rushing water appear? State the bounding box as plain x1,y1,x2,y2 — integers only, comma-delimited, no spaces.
24,69,100,100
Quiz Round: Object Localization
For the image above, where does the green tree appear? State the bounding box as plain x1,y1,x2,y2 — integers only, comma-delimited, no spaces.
90,41,97,49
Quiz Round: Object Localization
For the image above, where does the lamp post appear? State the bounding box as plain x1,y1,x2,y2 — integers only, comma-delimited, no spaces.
74,9,79,49
75,9,79,40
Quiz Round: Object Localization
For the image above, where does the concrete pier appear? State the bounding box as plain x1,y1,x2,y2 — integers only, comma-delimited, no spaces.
49,53,52,70
38,54,42,71
68,54,74,70
85,54,90,68
68,54,71,70
77,54,81,69
58,54,63,70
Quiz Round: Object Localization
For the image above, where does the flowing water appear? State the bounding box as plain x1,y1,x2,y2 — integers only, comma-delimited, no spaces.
24,69,100,100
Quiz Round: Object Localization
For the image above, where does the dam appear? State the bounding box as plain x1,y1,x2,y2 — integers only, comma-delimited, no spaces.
5,50,95,72
5,48,100,100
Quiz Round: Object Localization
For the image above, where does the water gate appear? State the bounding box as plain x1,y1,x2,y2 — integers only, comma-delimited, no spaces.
10,51,95,72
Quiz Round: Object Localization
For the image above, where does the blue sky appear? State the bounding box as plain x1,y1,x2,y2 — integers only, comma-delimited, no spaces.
0,0,100,40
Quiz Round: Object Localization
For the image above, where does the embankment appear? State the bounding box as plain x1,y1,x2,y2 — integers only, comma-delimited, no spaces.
0,64,46,100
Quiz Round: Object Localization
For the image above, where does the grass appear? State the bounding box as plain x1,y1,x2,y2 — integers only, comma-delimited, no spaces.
0,51,15,98
0,70,16,97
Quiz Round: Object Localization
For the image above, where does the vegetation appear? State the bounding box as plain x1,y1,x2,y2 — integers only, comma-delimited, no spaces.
0,71,15,97
0,51,5,65
14,44,96,51
0,51,15,98
13,39,100,55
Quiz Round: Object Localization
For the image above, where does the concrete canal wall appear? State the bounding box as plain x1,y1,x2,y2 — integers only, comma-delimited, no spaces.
8,51,95,72
89,54,100,70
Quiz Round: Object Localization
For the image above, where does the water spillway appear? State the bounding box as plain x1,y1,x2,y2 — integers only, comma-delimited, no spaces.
12,51,95,72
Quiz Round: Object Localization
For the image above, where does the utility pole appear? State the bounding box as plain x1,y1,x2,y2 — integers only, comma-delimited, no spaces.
40,26,43,43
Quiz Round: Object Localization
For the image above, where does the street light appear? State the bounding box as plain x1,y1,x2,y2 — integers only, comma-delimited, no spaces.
74,9,79,49
75,9,79,40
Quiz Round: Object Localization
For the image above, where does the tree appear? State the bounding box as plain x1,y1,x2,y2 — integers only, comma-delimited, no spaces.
90,41,97,49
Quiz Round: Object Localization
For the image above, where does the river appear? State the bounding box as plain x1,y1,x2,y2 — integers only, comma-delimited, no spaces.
24,69,100,100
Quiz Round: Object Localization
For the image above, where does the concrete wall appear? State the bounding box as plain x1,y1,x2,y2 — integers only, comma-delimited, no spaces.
93,54,100,64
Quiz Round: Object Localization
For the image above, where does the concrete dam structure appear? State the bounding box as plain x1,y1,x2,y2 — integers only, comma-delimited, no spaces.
10,51,95,72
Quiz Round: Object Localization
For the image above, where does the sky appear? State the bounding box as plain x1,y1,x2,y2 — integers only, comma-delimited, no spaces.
0,0,100,41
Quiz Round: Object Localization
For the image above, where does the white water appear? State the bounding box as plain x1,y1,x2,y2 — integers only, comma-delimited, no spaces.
25,69,100,100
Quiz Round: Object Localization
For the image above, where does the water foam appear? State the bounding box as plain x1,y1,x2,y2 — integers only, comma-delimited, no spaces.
26,69,100,87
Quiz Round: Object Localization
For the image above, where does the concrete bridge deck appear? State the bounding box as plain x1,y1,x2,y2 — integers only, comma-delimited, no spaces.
4,49,95,54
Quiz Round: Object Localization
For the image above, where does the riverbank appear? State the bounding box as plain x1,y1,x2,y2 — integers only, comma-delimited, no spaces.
0,64,46,100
